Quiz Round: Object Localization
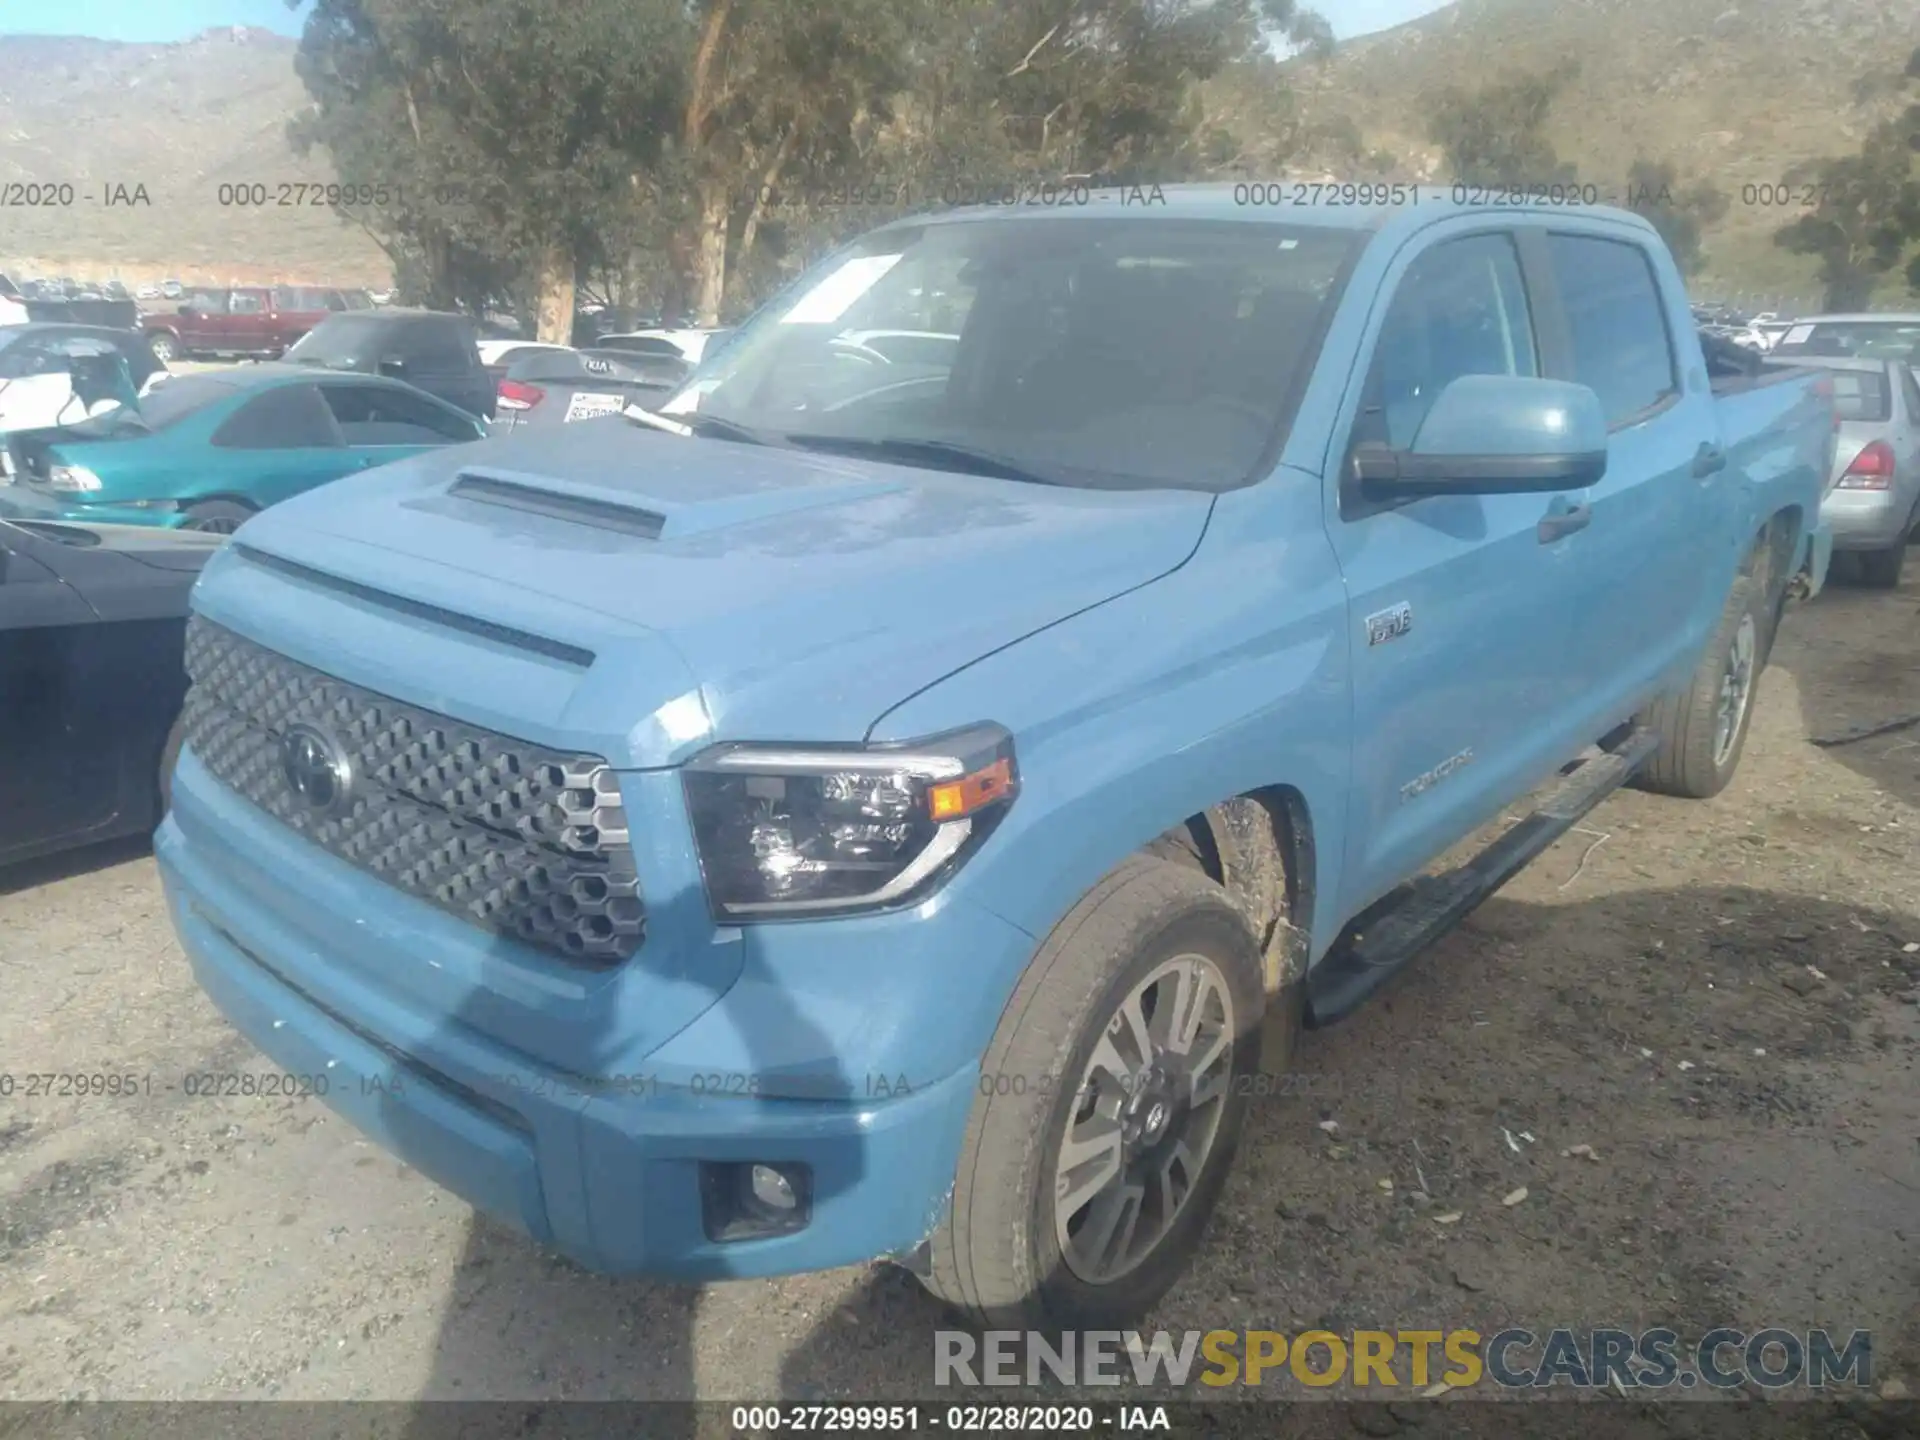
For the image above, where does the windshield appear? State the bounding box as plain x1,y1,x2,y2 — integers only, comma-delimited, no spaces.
657,217,1361,490
284,315,389,367
67,372,235,435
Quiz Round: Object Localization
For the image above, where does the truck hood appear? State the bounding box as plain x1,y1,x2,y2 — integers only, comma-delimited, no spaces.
225,421,1213,762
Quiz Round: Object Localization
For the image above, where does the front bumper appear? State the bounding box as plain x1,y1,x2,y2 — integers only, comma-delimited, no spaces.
0,486,184,527
156,749,1016,1279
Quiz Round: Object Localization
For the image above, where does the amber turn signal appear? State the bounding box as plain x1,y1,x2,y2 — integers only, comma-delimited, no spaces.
929,757,1016,821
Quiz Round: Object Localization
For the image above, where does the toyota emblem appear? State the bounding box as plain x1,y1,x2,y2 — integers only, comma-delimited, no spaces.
281,724,353,813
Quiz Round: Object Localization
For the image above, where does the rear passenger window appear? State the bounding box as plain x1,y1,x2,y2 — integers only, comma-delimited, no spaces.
321,384,478,445
394,324,477,372
1546,235,1677,427
211,385,341,449
1830,371,1891,423
1362,233,1539,451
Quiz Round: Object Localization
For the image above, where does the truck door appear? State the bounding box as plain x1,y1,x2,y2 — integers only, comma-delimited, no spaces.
1531,229,1724,737
226,289,269,354
1324,227,1592,918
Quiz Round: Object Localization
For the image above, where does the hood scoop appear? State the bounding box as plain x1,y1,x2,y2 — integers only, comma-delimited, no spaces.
450,470,667,540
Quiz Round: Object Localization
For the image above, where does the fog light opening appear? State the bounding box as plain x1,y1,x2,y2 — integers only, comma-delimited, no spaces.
700,1159,814,1242
750,1163,798,1213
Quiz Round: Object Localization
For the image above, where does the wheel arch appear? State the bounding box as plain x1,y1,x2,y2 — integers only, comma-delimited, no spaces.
1144,785,1317,998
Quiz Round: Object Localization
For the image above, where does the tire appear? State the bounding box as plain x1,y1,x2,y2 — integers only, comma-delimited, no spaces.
158,712,186,815
1857,546,1905,589
179,499,255,535
919,856,1267,1328
146,331,178,364
1633,571,1763,799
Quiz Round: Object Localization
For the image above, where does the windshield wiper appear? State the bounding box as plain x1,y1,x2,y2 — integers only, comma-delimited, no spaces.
623,405,774,447
782,434,1065,486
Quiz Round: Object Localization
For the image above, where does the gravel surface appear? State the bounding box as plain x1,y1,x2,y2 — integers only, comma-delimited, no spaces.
2,571,1917,1420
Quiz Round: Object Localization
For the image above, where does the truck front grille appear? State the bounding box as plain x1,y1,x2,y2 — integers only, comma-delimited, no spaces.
180,616,644,964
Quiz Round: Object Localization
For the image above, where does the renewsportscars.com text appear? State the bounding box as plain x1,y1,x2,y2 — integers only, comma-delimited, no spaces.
935,1327,1873,1391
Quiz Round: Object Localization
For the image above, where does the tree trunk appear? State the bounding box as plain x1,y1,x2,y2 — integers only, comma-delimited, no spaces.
675,0,735,325
423,231,456,311
691,179,729,325
737,126,800,272
534,247,576,344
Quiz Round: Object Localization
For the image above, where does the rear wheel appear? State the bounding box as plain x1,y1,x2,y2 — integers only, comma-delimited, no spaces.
146,331,178,364
180,499,255,535
1633,572,1762,799
918,857,1266,1328
1857,546,1906,589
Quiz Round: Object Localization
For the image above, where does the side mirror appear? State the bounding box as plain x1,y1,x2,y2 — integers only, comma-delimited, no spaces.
1354,375,1609,497
377,356,407,378
177,303,196,316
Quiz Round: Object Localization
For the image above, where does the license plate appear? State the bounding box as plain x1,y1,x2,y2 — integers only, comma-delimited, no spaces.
564,392,624,423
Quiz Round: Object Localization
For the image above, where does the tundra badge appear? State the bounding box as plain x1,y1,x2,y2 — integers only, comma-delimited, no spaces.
1366,602,1413,646
1401,748,1475,803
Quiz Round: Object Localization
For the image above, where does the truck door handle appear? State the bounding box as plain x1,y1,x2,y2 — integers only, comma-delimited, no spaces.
1537,502,1591,543
1692,443,1727,478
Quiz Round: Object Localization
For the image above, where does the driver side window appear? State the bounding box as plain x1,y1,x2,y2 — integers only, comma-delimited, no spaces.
1361,233,1538,451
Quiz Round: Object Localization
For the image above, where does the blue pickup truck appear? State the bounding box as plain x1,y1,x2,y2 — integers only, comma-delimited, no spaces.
156,188,1835,1328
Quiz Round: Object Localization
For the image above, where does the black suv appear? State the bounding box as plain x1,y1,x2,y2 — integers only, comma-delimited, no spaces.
281,309,494,420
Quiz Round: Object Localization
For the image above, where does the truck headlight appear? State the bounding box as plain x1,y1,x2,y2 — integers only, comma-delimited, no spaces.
47,463,103,493
682,723,1017,920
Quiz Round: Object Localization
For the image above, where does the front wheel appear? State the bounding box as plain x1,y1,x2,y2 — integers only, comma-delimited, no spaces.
179,499,255,535
1632,572,1762,799
146,331,178,364
918,856,1266,1328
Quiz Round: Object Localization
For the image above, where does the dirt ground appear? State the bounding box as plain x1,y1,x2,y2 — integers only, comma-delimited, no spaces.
2,568,1918,1431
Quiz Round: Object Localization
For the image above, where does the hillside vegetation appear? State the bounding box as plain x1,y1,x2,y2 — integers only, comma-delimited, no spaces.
0,1,1915,305
1281,0,1920,297
0,28,389,284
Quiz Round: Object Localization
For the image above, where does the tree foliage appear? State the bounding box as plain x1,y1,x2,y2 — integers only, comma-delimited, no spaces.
1423,63,1579,186
1773,45,1920,309
1626,159,1728,276
286,0,1331,331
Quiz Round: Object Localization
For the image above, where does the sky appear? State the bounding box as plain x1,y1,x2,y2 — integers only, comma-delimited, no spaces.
0,0,1452,43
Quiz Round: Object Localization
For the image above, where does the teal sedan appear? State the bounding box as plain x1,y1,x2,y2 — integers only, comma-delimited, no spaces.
0,362,488,533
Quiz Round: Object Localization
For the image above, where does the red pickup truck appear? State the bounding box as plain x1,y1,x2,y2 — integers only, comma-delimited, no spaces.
142,285,372,363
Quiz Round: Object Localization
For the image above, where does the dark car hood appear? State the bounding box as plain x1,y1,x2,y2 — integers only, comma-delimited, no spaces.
7,518,226,572
217,418,1214,764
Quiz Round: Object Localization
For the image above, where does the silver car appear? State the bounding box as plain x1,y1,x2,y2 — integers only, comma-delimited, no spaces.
1793,356,1920,587
1770,313,1920,379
